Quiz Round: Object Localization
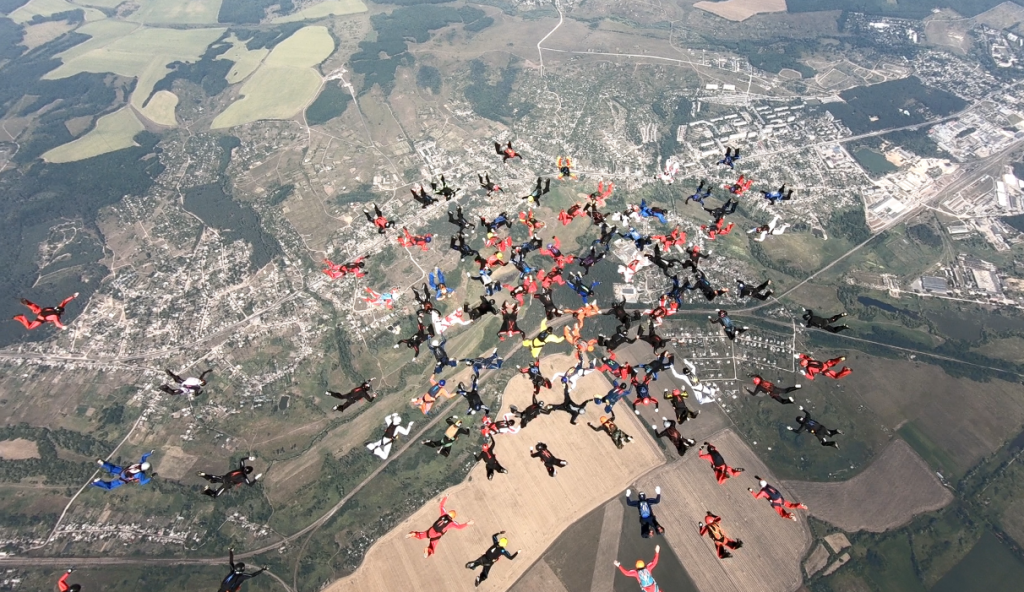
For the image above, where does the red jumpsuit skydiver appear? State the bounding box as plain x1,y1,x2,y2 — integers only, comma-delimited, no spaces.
699,442,744,484
797,353,852,380
13,293,78,330
407,496,473,557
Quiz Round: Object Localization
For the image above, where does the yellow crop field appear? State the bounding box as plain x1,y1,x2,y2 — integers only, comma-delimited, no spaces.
139,90,178,126
265,25,335,69
9,0,105,23
20,20,75,50
73,0,126,7
272,0,367,24
42,107,145,163
211,66,322,129
217,34,269,84
127,0,223,25
52,20,138,63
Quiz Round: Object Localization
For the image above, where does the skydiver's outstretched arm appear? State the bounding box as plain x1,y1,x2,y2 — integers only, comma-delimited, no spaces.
165,369,185,384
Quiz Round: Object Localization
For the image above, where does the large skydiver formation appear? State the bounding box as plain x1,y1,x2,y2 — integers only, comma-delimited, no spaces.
23,131,860,590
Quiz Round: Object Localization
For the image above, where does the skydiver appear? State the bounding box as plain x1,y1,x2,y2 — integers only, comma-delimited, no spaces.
410,185,438,208
685,180,712,206
592,222,618,252
594,380,631,414
597,324,636,351
556,156,577,180
567,271,600,304
578,245,607,275
479,212,512,234
323,256,366,279
495,140,522,162
428,267,452,300
803,309,849,333
198,457,262,498
510,392,552,429
747,375,799,404
637,319,668,353
644,244,682,277
411,375,454,415
462,347,504,376
547,380,591,424
619,227,653,251
587,180,614,207
466,267,503,297
636,199,668,224
717,146,741,169
699,442,744,484
363,203,395,234
701,215,734,240
519,359,552,396
473,250,507,272
478,173,503,196
456,375,490,416
760,184,794,205
12,292,78,331
584,201,608,226
553,357,597,391
479,412,519,437
159,368,211,397
521,177,551,205
537,266,567,290
532,287,563,321
398,227,433,251
326,379,376,412
645,295,678,326
704,198,738,221
736,278,773,301
450,234,480,259
625,487,665,537
466,531,519,586
366,413,414,459
588,414,634,449
749,477,808,520
522,318,565,357
447,205,475,233
57,568,81,592
475,435,508,481
650,226,686,251
539,237,575,266
604,296,643,330
709,309,746,340
429,336,459,374
396,320,432,357
638,351,674,381
664,274,689,306
464,296,498,320
614,545,660,592
431,308,472,335
218,548,266,592
788,406,843,448
406,495,473,557
559,202,586,225
596,351,638,382
431,174,460,201
529,442,567,477
797,353,852,380
724,175,753,196
699,512,743,559
748,215,790,241
630,373,658,414
656,158,680,184
92,451,154,490
652,418,697,456
681,244,710,271
669,359,719,404
422,416,471,457
518,208,545,238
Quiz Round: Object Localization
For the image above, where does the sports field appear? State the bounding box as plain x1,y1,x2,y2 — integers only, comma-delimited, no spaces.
139,90,179,127
323,354,666,592
41,107,145,163
212,26,334,129
272,0,367,24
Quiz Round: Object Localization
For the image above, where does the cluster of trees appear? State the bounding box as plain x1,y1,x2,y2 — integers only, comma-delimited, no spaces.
149,35,235,102
416,65,442,94
464,59,520,123
790,0,1014,19
0,17,23,60
305,81,351,126
268,183,295,206
718,39,816,78
0,423,114,485
234,22,304,50
828,77,967,135
653,95,692,158
182,184,282,271
218,0,295,24
827,206,872,244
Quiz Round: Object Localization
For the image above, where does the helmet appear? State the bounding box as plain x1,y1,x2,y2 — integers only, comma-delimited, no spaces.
796,415,805,423
752,376,762,385
234,562,246,573
439,380,446,386
704,514,716,524
498,537,508,547
431,339,440,347
663,419,672,427
635,560,646,569
759,480,768,488
638,492,646,500
600,416,608,423
800,359,809,367
244,466,254,474
424,236,432,243
537,401,545,407
70,586,82,592
139,462,151,472
448,510,457,519
718,309,727,317
495,253,504,260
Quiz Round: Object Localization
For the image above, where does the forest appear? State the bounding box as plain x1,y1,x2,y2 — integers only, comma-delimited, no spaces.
416,65,442,94
305,81,351,126
149,34,234,103
218,0,295,24
182,184,283,271
826,77,967,135
464,59,520,123
787,0,1020,19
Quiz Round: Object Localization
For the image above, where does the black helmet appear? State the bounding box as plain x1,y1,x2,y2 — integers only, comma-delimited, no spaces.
244,466,254,474
70,586,82,592
796,415,806,423
234,562,246,573
638,492,647,500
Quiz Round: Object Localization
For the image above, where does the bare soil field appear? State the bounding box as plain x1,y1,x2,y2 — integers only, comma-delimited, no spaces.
693,0,787,22
636,428,812,592
154,445,197,481
0,438,41,460
781,439,952,532
323,354,666,592
972,2,1024,29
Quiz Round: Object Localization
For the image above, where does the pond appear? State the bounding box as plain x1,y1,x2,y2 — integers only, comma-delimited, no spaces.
852,147,897,176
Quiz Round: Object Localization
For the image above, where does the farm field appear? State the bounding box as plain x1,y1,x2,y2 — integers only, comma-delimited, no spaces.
0,438,41,460
139,90,179,127
20,20,76,50
272,0,367,24
781,439,952,532
42,107,145,163
126,0,223,25
9,0,105,23
217,34,270,84
693,0,788,22
322,354,667,592
212,26,334,129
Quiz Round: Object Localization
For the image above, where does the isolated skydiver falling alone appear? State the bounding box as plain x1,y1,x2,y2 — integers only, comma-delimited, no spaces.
363,203,395,234
760,184,794,205
13,292,80,331
626,487,665,537
422,416,471,457
588,414,634,449
699,442,744,484
747,375,800,404
327,379,376,412
160,368,212,397
530,442,568,477
495,140,522,162
653,418,697,456
198,457,262,498
218,548,266,592
407,495,473,557
802,309,850,333
366,414,414,459
92,451,154,490
788,406,843,448
709,309,747,341
466,531,519,586
475,436,508,481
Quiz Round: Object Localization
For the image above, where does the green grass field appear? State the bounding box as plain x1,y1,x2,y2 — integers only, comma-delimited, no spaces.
217,33,269,84
212,66,322,129
73,0,126,7
898,422,962,481
9,0,105,23
127,0,223,25
264,25,335,69
272,0,367,24
41,107,145,163
138,89,178,126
